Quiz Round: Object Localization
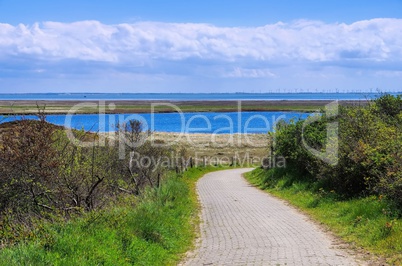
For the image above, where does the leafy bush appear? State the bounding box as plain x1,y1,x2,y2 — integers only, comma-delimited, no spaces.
272,94,402,205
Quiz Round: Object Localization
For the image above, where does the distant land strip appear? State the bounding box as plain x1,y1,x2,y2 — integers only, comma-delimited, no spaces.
0,100,367,115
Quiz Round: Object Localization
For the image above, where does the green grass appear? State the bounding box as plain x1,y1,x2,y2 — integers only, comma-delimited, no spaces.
245,167,402,265
0,166,226,266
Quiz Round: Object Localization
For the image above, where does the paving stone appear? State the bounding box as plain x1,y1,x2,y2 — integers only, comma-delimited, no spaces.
182,168,360,266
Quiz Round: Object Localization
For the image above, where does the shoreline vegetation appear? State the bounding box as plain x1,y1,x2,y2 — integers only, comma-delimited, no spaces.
0,100,365,115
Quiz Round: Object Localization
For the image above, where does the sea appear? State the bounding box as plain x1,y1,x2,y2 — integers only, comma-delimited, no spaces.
0,112,310,134
0,92,398,133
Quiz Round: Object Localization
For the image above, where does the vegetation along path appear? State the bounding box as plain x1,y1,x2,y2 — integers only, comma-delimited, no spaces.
182,168,359,265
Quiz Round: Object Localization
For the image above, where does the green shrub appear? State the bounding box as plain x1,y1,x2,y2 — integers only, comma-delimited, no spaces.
272,94,402,205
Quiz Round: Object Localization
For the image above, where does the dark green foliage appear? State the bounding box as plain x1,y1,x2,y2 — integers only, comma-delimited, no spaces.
374,93,402,119
272,114,327,178
272,94,402,207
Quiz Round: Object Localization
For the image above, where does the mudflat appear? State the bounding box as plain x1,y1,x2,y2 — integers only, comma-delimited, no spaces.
0,100,364,114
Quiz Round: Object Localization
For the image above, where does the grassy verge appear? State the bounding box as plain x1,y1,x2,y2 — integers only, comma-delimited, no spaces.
245,167,402,265
0,166,225,266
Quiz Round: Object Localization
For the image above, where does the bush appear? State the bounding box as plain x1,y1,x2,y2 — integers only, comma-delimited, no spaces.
0,117,176,245
272,113,328,178
272,94,402,205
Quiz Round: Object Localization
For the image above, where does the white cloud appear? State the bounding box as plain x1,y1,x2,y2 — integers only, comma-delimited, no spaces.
224,67,277,78
0,19,401,64
0,19,402,92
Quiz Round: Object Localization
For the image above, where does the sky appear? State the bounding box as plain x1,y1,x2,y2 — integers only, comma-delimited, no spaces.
0,0,402,93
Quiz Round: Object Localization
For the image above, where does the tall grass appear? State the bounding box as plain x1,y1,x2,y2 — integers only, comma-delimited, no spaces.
245,167,402,265
0,166,224,266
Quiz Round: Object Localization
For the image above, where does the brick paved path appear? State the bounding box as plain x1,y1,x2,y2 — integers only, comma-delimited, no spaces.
182,168,359,266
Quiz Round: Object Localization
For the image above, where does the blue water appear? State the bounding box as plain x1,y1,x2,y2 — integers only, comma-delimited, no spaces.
0,92,392,101
0,112,310,134
2,92,390,133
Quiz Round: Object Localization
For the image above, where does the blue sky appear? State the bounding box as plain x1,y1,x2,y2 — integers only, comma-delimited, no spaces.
0,0,402,93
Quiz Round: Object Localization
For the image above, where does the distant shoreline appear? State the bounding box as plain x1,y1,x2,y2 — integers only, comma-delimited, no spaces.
0,100,366,115
0,91,387,102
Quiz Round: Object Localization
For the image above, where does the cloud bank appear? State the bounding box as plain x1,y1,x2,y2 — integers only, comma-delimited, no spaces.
0,19,401,92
